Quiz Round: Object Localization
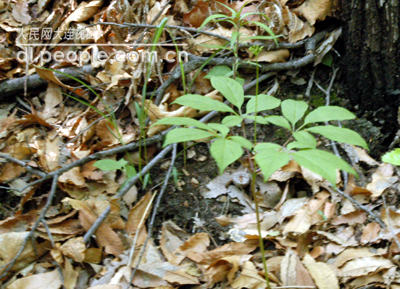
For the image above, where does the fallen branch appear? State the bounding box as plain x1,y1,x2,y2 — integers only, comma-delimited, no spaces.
0,65,97,101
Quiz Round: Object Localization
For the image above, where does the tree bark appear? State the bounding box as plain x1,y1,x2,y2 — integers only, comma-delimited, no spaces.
341,0,400,130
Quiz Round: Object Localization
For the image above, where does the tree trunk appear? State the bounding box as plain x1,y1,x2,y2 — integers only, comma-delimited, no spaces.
341,0,400,135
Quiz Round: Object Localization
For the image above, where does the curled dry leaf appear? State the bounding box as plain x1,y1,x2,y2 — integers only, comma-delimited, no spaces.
126,191,153,235
60,237,86,263
169,232,210,266
283,6,315,43
366,163,398,199
187,240,258,265
230,261,268,289
295,0,333,26
283,191,330,234
205,255,252,285
332,248,377,268
160,221,191,264
36,67,88,97
331,210,367,226
338,256,395,279
251,49,290,63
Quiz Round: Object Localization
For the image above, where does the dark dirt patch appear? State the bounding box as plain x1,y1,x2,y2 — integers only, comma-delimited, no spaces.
150,143,245,247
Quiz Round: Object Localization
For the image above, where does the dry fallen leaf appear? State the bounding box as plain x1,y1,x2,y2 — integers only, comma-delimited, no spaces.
338,256,395,279
12,0,31,25
0,232,49,275
63,198,124,256
6,269,62,289
295,0,333,26
60,237,86,263
302,254,339,289
281,250,315,287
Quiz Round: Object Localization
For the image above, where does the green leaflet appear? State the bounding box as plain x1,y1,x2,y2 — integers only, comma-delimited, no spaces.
306,125,368,150
94,159,128,171
291,149,357,186
173,94,235,113
152,117,214,132
164,128,215,146
281,99,308,128
210,138,244,174
382,148,400,166
211,76,244,109
245,94,281,114
255,149,290,181
304,106,356,125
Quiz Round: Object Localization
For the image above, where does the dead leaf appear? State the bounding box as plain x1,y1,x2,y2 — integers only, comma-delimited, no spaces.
52,0,104,44
126,192,153,235
338,257,395,279
302,254,339,289
6,269,62,289
60,237,86,263
230,261,267,289
281,250,315,287
63,198,124,256
331,210,367,225
366,163,398,199
361,222,381,243
169,232,210,265
295,0,333,26
251,49,290,63
0,232,48,275
12,1,31,25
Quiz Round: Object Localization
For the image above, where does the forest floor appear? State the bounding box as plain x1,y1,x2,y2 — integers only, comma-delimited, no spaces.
1,1,400,289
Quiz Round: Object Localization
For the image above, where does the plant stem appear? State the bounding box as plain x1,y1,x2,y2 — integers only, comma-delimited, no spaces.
251,171,271,289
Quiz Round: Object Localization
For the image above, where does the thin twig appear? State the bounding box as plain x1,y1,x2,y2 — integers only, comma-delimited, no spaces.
329,187,386,228
0,154,46,178
83,205,112,244
305,67,316,98
41,220,55,248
